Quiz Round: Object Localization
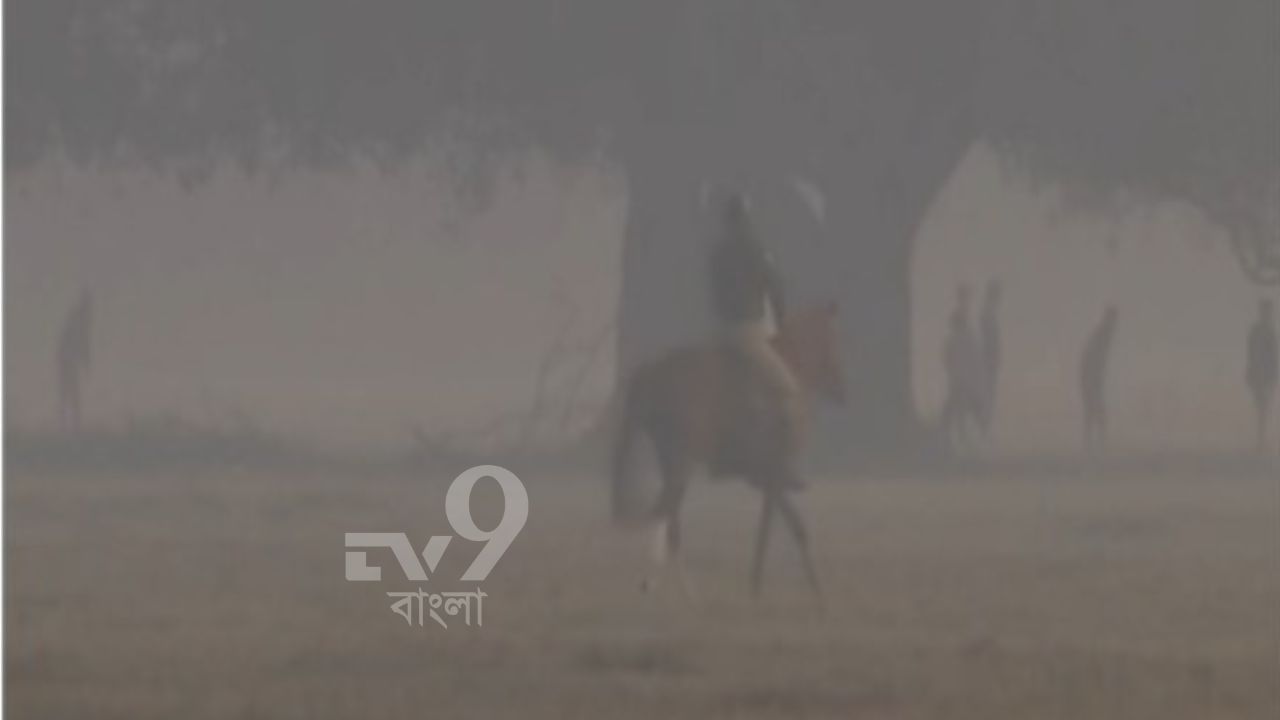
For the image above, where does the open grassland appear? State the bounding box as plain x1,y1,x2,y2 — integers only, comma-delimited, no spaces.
6,461,1278,719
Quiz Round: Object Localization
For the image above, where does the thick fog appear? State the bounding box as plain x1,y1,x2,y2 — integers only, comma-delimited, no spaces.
7,155,622,450
6,4,1278,720
8,145,1269,453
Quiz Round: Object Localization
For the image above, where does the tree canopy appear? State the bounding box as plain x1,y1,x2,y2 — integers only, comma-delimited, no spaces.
8,0,1277,279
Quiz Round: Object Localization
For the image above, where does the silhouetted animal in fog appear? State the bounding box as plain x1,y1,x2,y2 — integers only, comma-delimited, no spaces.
612,305,845,600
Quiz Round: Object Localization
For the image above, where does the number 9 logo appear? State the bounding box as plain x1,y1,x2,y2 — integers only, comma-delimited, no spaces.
446,465,528,582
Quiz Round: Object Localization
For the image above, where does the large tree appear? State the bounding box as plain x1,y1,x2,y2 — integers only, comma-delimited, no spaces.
8,0,1277,453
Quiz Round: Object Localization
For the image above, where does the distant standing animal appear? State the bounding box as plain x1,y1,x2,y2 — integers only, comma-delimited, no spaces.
612,304,846,600
56,289,94,431
1245,298,1277,451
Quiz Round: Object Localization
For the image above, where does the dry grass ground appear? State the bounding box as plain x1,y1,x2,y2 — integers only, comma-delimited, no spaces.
6,461,1278,719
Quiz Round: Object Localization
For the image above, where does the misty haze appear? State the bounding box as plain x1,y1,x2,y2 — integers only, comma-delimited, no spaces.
5,2,1277,719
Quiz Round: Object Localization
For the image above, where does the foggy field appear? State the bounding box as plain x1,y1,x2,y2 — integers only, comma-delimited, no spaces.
7,2,1277,718
6,462,1277,719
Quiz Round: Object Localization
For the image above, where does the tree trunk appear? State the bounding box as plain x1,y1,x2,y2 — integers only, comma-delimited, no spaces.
816,124,976,460
818,175,926,457
613,122,974,463
614,145,710,376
